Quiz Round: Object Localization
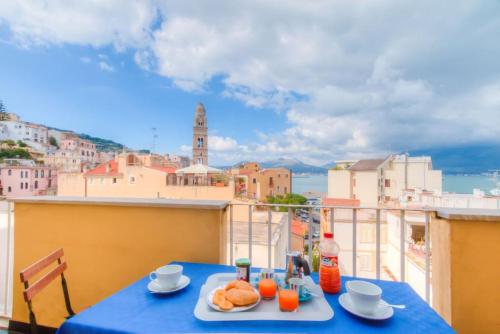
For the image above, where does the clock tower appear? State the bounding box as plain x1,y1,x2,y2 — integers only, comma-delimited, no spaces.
192,103,208,165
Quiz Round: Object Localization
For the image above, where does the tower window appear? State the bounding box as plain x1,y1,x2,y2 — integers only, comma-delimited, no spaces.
197,137,204,148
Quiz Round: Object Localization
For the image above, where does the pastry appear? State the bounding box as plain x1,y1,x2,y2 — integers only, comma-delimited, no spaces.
225,288,259,306
224,280,254,291
213,289,226,306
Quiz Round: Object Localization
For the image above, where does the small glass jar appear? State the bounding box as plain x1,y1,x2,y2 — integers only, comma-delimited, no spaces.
235,258,251,282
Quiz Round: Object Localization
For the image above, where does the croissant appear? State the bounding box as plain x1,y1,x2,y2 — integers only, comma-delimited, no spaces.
225,288,259,306
224,280,254,291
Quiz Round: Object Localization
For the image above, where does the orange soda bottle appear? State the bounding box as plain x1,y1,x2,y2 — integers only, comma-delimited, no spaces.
319,232,341,293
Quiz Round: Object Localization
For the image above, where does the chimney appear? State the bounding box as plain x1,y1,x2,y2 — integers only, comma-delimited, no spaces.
105,163,110,173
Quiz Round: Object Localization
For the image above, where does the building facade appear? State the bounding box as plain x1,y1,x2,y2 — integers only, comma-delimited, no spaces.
0,159,57,197
0,113,49,152
192,103,208,165
328,155,442,206
232,162,292,201
44,133,99,172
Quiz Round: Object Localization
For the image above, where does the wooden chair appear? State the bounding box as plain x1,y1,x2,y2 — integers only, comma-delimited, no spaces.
19,248,75,334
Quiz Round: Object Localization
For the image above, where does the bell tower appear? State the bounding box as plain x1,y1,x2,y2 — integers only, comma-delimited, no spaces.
192,102,208,165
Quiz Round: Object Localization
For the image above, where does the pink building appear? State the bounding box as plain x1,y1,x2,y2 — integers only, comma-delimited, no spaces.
0,159,57,197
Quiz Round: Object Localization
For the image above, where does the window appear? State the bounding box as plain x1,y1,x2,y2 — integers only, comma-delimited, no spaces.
384,196,391,201
41,170,44,177
49,170,51,177
129,176,136,184
253,178,256,184
269,177,273,185
197,137,204,148
278,174,281,178
20,183,23,189
277,185,280,192
25,182,28,189
385,179,391,187
81,150,85,156
284,186,288,193
34,180,38,189
35,170,38,178
48,180,51,187
8,169,11,176
7,186,11,192
113,178,117,184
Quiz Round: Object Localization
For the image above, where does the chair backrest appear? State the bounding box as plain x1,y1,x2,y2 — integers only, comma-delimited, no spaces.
20,248,67,302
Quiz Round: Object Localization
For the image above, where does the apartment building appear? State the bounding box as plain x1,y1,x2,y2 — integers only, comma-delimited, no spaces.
44,133,99,172
328,154,442,206
58,152,235,200
0,113,49,151
232,162,292,201
0,159,57,197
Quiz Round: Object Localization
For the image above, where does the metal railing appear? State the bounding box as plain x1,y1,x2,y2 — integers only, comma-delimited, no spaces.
228,203,432,303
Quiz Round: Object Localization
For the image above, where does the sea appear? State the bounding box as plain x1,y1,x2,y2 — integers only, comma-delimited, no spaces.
292,174,499,196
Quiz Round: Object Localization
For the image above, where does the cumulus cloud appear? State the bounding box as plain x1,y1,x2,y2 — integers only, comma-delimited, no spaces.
2,0,500,164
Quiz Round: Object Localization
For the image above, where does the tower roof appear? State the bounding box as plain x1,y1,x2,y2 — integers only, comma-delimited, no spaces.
195,102,206,116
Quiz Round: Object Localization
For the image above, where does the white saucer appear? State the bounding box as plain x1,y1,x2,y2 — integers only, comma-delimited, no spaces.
148,275,190,294
338,293,394,320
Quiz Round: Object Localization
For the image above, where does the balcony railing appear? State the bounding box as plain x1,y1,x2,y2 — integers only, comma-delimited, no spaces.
227,203,432,303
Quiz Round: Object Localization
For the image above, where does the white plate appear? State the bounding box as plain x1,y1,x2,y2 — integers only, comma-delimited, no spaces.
147,275,190,294
338,293,394,320
206,286,261,312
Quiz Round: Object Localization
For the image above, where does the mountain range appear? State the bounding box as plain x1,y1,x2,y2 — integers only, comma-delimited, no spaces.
47,126,500,174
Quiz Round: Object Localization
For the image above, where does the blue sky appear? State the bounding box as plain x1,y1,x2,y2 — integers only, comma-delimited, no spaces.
1,1,500,165
0,39,286,159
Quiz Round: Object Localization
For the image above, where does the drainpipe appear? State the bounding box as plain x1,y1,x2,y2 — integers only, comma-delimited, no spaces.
84,176,87,197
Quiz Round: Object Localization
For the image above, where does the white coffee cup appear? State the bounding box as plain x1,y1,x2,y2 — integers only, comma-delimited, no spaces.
149,264,183,290
346,280,382,314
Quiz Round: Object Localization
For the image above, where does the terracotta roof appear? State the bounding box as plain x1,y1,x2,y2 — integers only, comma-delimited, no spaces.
85,161,120,176
147,166,176,174
348,159,385,171
322,197,360,207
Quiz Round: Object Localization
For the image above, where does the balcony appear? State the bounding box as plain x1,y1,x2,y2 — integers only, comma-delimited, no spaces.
0,197,499,333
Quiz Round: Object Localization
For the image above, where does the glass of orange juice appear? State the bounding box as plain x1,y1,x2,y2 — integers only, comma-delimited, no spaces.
259,278,277,299
278,288,299,312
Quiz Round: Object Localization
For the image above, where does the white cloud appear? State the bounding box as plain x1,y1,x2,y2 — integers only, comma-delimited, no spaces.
2,1,500,164
98,61,115,72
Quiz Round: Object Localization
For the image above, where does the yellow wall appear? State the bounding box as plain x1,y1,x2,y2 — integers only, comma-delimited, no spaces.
432,214,500,334
353,171,378,205
58,168,235,200
11,199,228,328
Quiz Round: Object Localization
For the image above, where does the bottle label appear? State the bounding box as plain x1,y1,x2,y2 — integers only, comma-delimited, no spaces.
236,266,248,281
320,254,338,267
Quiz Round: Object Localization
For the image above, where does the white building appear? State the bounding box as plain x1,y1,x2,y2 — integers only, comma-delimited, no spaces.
328,154,442,206
0,113,49,152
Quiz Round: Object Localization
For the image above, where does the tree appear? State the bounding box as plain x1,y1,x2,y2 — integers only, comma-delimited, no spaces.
17,140,27,147
49,136,59,148
266,193,308,211
0,100,8,121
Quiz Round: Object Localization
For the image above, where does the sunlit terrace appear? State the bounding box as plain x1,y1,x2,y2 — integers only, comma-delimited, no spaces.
1,196,499,333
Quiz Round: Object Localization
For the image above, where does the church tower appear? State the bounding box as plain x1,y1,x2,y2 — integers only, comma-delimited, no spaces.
192,102,208,165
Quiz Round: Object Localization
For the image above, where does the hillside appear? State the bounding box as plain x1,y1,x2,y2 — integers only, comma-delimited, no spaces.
231,158,327,174
48,126,125,152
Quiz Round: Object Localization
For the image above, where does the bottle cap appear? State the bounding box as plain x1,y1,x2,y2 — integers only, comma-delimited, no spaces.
324,232,333,238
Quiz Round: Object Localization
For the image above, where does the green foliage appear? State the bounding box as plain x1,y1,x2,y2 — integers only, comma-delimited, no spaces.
0,148,31,159
330,165,344,170
1,140,16,147
78,133,124,151
17,140,27,147
49,136,59,148
266,193,307,211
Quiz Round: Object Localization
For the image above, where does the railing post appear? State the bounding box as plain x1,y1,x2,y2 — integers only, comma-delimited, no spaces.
376,209,381,280
330,208,334,234
308,207,313,270
400,210,405,282
425,211,431,303
229,205,233,266
287,208,292,251
248,205,253,262
268,207,272,269
352,208,357,278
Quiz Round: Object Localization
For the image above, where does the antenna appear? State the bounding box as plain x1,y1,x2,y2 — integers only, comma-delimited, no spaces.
151,127,158,153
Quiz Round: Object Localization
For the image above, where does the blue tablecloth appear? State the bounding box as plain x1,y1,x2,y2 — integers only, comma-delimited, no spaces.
57,262,454,334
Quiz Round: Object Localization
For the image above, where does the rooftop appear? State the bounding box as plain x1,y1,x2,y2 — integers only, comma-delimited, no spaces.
348,158,386,171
